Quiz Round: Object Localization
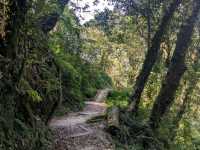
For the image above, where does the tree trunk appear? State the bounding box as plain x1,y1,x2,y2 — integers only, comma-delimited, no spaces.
106,106,120,136
149,0,200,131
107,106,120,129
170,81,195,142
0,0,27,148
170,58,199,141
128,0,182,113
0,1,27,58
46,69,63,124
147,0,151,51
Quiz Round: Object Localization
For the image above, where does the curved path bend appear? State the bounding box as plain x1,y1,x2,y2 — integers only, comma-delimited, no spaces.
49,89,115,150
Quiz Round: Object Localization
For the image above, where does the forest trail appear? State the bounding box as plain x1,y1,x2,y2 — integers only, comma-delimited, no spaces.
49,89,115,150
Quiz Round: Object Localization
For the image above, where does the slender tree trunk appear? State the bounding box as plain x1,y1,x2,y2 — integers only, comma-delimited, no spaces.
170,58,199,141
129,0,182,113
45,69,63,124
147,0,151,51
170,81,195,141
149,1,200,131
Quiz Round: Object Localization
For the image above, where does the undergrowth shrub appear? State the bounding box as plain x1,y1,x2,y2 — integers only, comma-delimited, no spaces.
106,90,165,150
0,118,52,150
14,119,52,150
109,110,165,150
53,52,112,116
107,89,130,108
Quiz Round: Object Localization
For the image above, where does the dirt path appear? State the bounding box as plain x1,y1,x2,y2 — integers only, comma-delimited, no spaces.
49,89,115,150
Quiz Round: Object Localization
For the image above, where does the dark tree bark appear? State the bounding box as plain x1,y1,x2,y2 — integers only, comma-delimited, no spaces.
170,80,195,142
0,0,27,57
59,0,70,7
45,69,63,125
0,0,28,102
170,57,199,141
38,0,70,33
129,0,182,113
149,0,200,131
38,13,60,33
0,0,27,147
147,0,151,51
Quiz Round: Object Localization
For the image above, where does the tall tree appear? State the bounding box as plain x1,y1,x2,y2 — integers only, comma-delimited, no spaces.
169,52,200,141
146,0,151,51
149,0,200,131
0,0,27,57
170,78,197,142
128,0,182,113
0,0,27,148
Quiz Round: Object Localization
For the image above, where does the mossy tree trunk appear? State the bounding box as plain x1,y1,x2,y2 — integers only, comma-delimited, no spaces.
45,69,63,124
149,0,200,131
0,0,27,147
170,81,196,142
129,0,182,114
170,59,199,141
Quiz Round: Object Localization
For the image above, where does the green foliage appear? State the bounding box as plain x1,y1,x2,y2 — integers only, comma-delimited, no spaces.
82,12,146,88
27,90,42,102
1,0,200,149
18,79,42,103
0,117,52,150
107,89,130,108
52,51,112,115
14,119,52,150
95,71,113,88
1,1,113,149
48,8,113,115
49,7,81,55
105,89,163,149
108,110,165,150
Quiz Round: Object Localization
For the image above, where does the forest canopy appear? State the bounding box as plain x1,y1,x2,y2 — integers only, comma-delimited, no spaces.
0,0,200,150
